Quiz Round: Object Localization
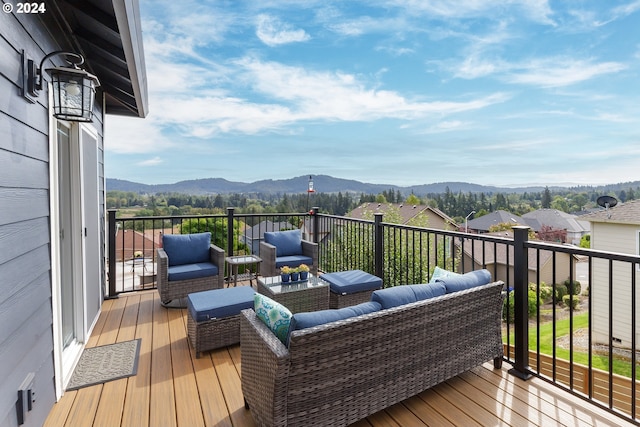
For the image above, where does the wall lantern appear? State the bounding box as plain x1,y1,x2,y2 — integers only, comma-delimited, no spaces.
22,50,100,122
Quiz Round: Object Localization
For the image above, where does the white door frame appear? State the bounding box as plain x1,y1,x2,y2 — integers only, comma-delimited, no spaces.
50,120,89,399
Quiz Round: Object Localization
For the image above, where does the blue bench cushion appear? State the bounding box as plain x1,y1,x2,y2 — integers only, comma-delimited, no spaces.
162,232,211,266
188,286,255,322
168,262,218,282
436,269,492,293
264,230,302,257
274,255,313,269
254,293,292,345
288,301,382,345
371,283,446,310
322,270,382,295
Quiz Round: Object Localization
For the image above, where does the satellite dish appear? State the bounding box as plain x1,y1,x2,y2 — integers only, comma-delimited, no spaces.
597,195,618,209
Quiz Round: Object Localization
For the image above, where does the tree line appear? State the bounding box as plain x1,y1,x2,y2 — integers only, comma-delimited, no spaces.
107,184,639,224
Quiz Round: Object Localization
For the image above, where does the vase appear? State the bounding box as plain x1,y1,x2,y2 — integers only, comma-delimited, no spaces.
291,272,300,281
281,273,290,282
299,271,309,281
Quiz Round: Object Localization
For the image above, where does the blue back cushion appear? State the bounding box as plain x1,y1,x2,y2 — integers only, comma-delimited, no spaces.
371,282,446,310
288,301,382,345
162,232,211,266
264,229,302,257
436,269,492,293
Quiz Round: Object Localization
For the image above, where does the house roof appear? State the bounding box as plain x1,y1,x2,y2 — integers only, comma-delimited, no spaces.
348,203,457,227
52,0,148,118
522,209,589,233
466,210,526,232
459,237,564,272
580,199,640,225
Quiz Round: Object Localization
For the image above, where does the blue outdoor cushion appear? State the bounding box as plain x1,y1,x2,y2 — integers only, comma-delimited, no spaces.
264,229,302,257
162,232,211,266
188,286,255,322
371,282,446,310
428,266,461,283
436,269,492,293
322,270,382,295
288,301,382,345
167,262,218,282
274,255,313,269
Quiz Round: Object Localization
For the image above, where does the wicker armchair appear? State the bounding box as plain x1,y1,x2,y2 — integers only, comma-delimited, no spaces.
259,229,318,277
156,232,224,304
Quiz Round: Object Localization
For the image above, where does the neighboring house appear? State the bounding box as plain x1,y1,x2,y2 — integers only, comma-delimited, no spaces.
114,229,157,261
301,217,332,243
458,232,576,286
1,3,147,426
465,210,527,233
241,220,295,254
347,203,457,230
581,200,640,348
522,209,590,245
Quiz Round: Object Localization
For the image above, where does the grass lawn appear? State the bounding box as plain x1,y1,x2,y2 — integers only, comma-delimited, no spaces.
504,311,640,379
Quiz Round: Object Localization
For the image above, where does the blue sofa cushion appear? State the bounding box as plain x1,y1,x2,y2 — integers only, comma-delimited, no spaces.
264,230,302,257
187,286,255,322
274,255,313,269
322,270,382,295
436,269,492,293
167,262,218,282
371,283,446,310
288,301,382,345
162,232,211,266
254,293,292,345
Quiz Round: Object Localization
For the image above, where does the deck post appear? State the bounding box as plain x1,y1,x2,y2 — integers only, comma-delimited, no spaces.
311,207,319,244
107,209,118,298
374,213,384,281
227,207,235,257
509,226,533,380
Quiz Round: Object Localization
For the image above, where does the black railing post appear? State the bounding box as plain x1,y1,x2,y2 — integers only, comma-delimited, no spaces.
374,213,384,280
226,207,235,256
311,207,319,244
509,226,532,379
107,209,118,299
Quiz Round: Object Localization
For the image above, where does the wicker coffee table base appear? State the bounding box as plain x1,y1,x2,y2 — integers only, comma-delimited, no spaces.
257,282,329,313
329,289,377,309
187,313,240,358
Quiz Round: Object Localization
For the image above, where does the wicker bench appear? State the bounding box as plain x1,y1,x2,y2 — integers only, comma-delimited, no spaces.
241,275,504,427
187,286,255,358
321,270,382,308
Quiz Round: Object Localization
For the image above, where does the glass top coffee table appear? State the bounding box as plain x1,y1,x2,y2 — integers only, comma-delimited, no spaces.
257,274,329,313
226,255,262,287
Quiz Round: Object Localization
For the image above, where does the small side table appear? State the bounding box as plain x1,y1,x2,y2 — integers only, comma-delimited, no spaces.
226,255,262,287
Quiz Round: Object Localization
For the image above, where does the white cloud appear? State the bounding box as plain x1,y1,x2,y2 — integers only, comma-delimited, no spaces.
138,157,164,166
104,115,174,154
506,58,627,87
256,15,310,46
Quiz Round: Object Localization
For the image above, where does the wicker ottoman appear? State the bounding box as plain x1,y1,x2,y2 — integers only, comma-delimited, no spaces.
322,270,382,309
187,286,255,357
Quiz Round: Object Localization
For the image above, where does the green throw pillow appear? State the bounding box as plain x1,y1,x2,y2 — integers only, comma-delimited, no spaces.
429,266,461,283
254,293,292,345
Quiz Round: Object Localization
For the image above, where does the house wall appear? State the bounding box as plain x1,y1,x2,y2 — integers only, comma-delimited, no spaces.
0,10,105,427
590,222,640,347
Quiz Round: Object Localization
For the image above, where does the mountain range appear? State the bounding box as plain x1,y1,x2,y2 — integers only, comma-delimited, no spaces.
106,175,639,196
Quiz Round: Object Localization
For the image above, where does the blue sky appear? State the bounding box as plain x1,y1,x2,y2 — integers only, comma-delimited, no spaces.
104,0,640,188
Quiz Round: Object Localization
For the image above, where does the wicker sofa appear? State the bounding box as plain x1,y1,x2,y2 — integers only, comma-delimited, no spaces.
240,272,504,427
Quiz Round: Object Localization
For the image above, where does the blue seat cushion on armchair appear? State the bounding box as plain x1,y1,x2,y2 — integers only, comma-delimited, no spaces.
162,232,211,266
264,229,302,256
168,262,218,282
322,270,382,295
274,255,313,269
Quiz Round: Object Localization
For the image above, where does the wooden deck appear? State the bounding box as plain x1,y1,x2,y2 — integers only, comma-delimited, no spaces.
45,288,636,427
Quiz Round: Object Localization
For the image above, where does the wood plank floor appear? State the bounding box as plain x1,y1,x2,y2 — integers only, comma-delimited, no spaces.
44,288,636,427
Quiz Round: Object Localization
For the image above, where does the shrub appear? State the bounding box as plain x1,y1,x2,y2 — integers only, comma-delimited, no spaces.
563,279,581,295
554,284,568,303
528,282,553,303
563,294,580,309
503,289,538,322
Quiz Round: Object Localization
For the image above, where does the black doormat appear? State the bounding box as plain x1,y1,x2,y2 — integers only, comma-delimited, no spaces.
66,339,141,391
